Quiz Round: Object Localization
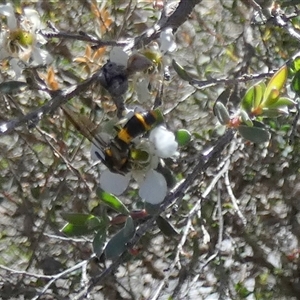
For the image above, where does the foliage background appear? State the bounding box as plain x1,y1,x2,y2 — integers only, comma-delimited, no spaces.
1,0,300,299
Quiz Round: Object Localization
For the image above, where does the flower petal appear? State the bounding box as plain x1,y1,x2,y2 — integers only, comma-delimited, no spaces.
100,169,130,196
109,47,128,66
136,79,151,103
149,126,178,158
0,4,17,29
24,8,41,32
31,47,52,65
90,142,105,161
160,28,177,53
139,170,167,204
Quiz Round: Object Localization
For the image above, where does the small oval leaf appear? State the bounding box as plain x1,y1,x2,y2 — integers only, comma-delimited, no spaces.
293,57,300,72
93,230,107,257
264,65,287,103
214,102,231,125
238,125,270,143
104,218,135,260
97,188,129,215
172,59,193,81
291,70,300,96
61,213,95,225
61,223,94,236
123,216,135,238
176,129,191,146
268,97,296,108
253,81,265,109
261,87,280,107
240,110,253,127
261,107,289,117
104,229,128,260
156,216,179,237
241,85,254,112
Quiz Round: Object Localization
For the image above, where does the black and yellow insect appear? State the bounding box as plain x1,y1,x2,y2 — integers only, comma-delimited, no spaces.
98,110,161,173
116,110,159,144
62,105,162,174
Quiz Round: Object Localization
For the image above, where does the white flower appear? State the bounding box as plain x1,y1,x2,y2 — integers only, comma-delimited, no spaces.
0,4,52,71
159,28,177,53
91,124,178,204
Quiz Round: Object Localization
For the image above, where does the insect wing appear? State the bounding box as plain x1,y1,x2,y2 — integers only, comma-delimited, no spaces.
62,105,109,160
62,105,131,174
62,105,99,142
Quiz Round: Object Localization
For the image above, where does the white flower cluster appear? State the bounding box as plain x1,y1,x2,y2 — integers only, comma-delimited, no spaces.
91,123,178,205
0,3,52,77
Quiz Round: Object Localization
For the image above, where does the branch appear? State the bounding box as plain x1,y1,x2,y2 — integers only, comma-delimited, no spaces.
127,0,202,50
190,70,275,89
0,72,99,135
40,22,128,49
160,0,202,31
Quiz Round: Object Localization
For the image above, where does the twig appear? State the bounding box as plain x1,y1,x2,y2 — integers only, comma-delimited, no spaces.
246,0,262,11
125,0,202,50
43,233,89,243
0,72,99,135
224,171,247,225
32,256,94,300
0,256,94,300
190,70,275,89
40,21,127,49
216,182,224,252
0,265,54,279
270,7,300,42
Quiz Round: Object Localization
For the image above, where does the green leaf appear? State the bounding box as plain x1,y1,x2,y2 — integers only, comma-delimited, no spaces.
238,124,270,143
145,202,161,215
268,97,296,108
123,216,135,238
261,107,289,117
175,129,191,146
0,81,27,94
97,188,129,215
291,70,300,96
263,65,287,105
60,213,103,236
293,56,300,72
61,223,94,236
240,110,253,127
213,101,230,125
61,213,96,225
215,88,232,106
156,216,179,237
93,230,107,257
261,87,280,107
172,59,193,81
104,216,135,260
253,81,266,109
241,85,254,112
